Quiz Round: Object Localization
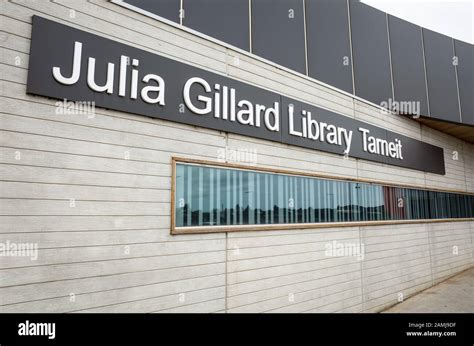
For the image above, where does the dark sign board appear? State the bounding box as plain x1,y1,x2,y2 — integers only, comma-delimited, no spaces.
26,16,445,175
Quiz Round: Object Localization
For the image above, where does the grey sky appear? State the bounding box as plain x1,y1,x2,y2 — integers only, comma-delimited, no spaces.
361,0,474,44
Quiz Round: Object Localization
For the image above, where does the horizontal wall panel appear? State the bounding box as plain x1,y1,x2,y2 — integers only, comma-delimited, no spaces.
251,0,306,73
2,250,224,287
0,239,225,269
183,0,250,51
0,199,167,216
349,1,392,106
454,39,474,125
388,15,428,117
124,0,181,23
0,215,165,233
0,181,168,202
305,0,353,93
422,28,461,123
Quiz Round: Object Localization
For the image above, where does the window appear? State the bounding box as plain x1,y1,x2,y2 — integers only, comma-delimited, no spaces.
173,161,474,230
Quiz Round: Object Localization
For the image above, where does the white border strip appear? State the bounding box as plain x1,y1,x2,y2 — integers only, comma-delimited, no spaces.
248,0,252,53
386,13,395,102
302,0,309,76
452,38,463,123
346,0,356,95
420,27,431,117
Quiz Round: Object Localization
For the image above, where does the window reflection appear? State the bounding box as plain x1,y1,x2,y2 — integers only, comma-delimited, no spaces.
175,164,474,227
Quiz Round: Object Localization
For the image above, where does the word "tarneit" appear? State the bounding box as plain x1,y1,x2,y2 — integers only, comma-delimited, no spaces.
360,128,403,159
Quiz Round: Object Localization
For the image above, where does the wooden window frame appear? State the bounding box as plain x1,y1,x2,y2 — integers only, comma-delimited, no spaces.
171,156,474,235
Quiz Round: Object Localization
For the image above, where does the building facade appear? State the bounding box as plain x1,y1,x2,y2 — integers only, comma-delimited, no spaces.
0,0,473,313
